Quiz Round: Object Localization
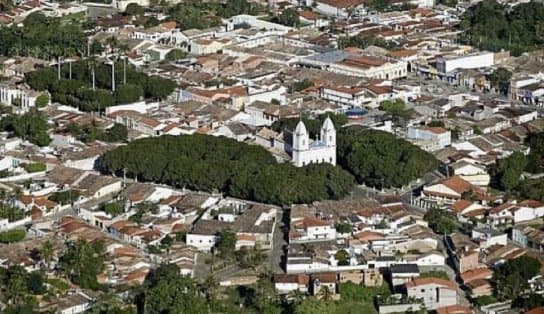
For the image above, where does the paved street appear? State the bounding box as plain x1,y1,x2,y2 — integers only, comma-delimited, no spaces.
267,209,287,273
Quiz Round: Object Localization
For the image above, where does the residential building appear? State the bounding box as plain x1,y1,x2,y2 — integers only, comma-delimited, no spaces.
290,215,336,242
405,277,457,310
407,126,451,151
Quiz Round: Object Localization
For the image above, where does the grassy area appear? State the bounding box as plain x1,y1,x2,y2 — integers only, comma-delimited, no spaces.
420,271,449,281
46,278,70,291
340,282,391,303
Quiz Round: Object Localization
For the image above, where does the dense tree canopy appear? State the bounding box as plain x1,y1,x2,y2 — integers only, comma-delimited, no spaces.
25,60,176,112
493,255,541,301
338,35,399,50
459,0,544,56
0,110,51,146
490,151,527,191
59,240,106,290
526,132,544,173
0,265,44,313
167,0,262,30
270,114,348,138
0,13,86,58
99,134,354,205
488,67,513,95
337,127,438,188
424,207,459,234
141,264,208,314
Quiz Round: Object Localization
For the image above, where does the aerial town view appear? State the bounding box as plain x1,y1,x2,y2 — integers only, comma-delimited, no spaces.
3,0,544,313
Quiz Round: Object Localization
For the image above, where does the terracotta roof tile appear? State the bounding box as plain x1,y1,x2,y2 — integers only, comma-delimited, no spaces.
405,277,456,290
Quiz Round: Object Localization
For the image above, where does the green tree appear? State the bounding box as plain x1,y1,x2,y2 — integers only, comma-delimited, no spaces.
141,264,207,314
102,202,124,217
0,229,26,243
335,222,352,234
337,127,437,188
99,134,353,205
459,0,544,56
35,94,49,108
165,49,188,61
102,123,128,142
335,249,350,266
26,272,46,295
491,151,527,191
424,207,458,234
58,239,106,290
489,67,512,94
125,3,145,16
48,190,80,205
1,110,51,146
88,292,134,314
379,99,410,118
216,229,236,259
368,0,391,11
277,8,300,27
40,240,55,268
114,84,143,104
494,255,541,300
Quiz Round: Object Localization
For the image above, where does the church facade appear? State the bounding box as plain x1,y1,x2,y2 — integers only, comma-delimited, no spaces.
285,117,336,167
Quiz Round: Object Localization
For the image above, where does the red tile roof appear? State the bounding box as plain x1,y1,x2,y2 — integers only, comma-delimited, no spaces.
436,305,473,314
405,277,456,290
450,200,473,213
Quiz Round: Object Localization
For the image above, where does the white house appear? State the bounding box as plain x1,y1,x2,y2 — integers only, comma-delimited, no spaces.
405,278,457,310
414,252,446,266
274,274,310,293
471,228,507,249
421,176,482,206
449,161,490,187
320,85,371,108
407,126,451,151
488,200,544,225
290,215,336,243
311,0,366,19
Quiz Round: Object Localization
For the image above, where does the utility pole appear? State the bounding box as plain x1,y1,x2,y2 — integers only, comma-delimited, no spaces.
123,56,127,85
107,58,116,92
57,57,61,80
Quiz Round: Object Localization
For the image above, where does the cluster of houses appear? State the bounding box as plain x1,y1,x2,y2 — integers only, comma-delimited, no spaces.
272,196,470,312
3,0,544,313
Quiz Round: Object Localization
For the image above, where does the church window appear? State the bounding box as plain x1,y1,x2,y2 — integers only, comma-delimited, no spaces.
329,136,332,142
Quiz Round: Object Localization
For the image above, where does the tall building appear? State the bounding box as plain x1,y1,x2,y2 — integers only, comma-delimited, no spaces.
287,117,336,167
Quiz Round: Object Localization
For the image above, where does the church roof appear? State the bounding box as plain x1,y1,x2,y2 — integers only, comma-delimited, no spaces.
295,120,308,135
322,116,335,132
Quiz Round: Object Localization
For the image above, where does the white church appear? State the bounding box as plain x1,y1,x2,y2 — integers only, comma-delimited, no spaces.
286,117,336,167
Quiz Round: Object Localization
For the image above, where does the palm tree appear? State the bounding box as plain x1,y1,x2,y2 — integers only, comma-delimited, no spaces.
117,44,129,85
87,56,98,90
106,36,119,55
288,289,305,304
201,275,219,304
88,292,123,314
64,47,77,80
41,240,54,269
318,285,333,301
